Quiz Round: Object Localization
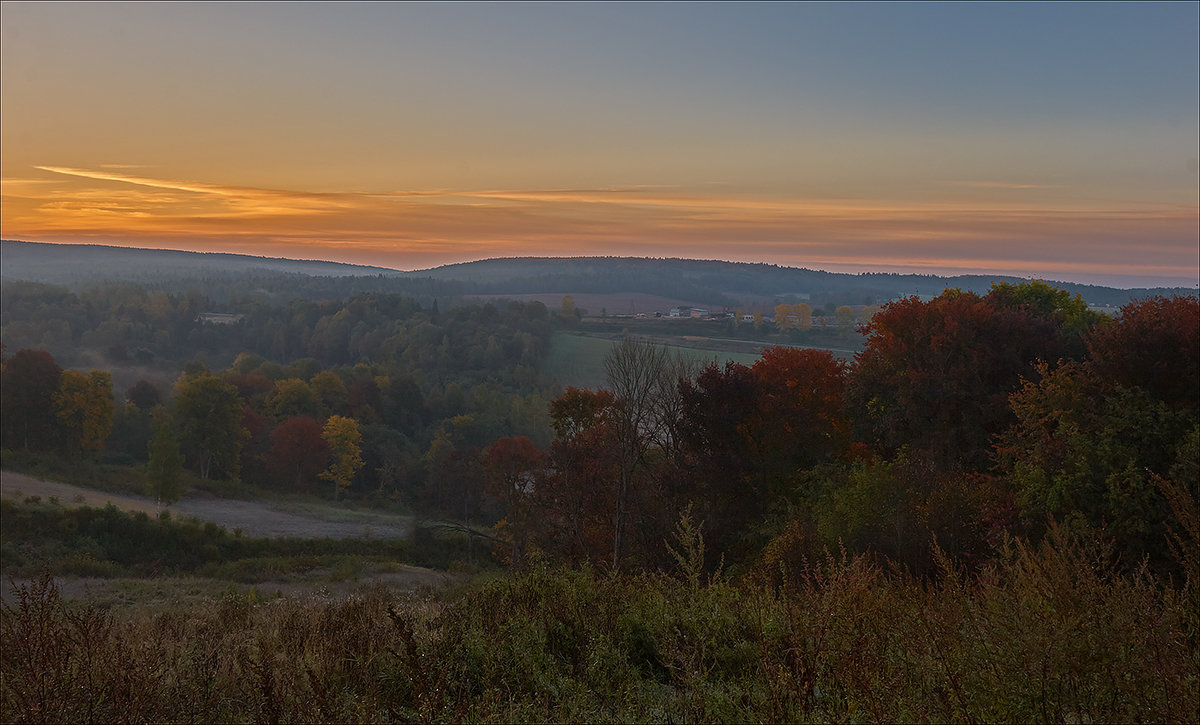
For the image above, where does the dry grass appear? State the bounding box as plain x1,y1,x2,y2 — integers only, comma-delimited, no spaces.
3,525,1196,724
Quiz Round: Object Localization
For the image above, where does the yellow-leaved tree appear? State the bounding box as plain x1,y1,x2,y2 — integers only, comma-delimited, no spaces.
835,305,856,326
53,369,114,454
773,303,812,331
321,415,363,501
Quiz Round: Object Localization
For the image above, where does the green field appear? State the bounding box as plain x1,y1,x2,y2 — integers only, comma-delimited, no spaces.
546,333,763,389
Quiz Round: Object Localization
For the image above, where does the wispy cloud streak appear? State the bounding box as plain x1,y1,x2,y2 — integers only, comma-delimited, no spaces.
3,166,1196,284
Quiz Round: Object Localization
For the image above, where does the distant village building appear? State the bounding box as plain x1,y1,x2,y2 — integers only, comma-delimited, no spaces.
196,312,245,326
689,308,709,318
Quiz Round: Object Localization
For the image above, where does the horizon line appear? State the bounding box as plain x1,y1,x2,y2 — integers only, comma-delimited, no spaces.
2,238,1197,292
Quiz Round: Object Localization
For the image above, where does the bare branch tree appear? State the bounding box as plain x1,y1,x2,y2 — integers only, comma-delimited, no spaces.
602,336,697,569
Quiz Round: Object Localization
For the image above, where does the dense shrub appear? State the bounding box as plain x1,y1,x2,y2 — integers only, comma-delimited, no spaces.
0,499,418,577
3,525,1196,723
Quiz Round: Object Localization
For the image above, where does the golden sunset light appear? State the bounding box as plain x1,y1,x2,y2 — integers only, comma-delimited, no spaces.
2,7,1198,717
2,2,1197,285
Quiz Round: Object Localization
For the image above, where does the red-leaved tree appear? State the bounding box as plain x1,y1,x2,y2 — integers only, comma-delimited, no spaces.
1087,295,1199,412
848,290,1064,471
267,416,329,491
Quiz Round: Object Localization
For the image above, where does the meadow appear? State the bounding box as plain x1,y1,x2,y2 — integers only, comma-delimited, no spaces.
547,332,764,389
3,516,1196,724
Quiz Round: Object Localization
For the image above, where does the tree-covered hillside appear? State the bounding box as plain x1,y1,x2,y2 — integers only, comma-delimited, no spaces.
5,241,1193,308
408,255,1195,307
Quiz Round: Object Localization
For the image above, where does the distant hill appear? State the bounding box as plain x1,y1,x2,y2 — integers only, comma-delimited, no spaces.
3,241,1192,308
407,256,1194,308
0,240,404,285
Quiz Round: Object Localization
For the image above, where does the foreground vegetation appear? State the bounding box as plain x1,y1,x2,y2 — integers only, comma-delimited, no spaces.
3,520,1196,724
3,270,1197,722
0,496,479,582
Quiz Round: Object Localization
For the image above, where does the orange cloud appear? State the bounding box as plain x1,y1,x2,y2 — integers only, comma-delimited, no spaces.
948,181,1066,190
2,166,1196,283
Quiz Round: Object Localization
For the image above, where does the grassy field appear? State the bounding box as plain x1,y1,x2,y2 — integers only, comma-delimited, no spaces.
4,529,1195,724
546,333,763,389
544,325,863,390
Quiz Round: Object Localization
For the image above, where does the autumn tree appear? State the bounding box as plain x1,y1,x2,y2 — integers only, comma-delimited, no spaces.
321,415,363,501
998,361,1194,569
676,361,760,553
987,279,1106,359
773,303,812,331
749,347,850,474
482,436,545,508
174,373,247,480
309,370,348,415
835,305,856,326
675,348,850,558
1087,295,1199,411
224,373,274,407
847,288,1066,471
423,414,490,520
0,349,62,450
602,337,693,569
991,295,1199,569
814,455,1009,575
267,378,324,420
482,435,547,564
347,377,383,422
53,369,115,454
543,387,621,563
267,416,329,491
126,379,160,410
146,410,184,507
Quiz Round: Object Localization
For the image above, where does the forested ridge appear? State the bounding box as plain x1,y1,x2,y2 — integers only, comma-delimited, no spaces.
6,239,1194,308
2,268,1198,723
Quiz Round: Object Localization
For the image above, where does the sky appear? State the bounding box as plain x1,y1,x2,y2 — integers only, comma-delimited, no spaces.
2,1,1197,287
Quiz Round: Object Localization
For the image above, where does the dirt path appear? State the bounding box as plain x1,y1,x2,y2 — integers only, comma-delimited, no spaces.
1,471,411,539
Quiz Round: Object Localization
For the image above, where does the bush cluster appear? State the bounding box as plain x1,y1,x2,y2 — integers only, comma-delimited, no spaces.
0,499,436,579
3,525,1196,723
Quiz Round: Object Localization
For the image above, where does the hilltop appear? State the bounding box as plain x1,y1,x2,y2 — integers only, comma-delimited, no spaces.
3,240,1193,308
0,240,404,285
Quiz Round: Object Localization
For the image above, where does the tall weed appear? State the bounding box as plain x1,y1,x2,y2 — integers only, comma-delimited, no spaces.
2,525,1196,723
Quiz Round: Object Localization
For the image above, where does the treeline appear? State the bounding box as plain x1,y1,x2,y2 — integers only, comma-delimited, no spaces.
478,282,1199,577
417,255,1192,308
0,277,470,367
1,294,565,515
3,279,1197,578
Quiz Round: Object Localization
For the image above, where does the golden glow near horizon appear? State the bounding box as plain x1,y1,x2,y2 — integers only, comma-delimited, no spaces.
2,2,1197,287
4,166,1193,283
